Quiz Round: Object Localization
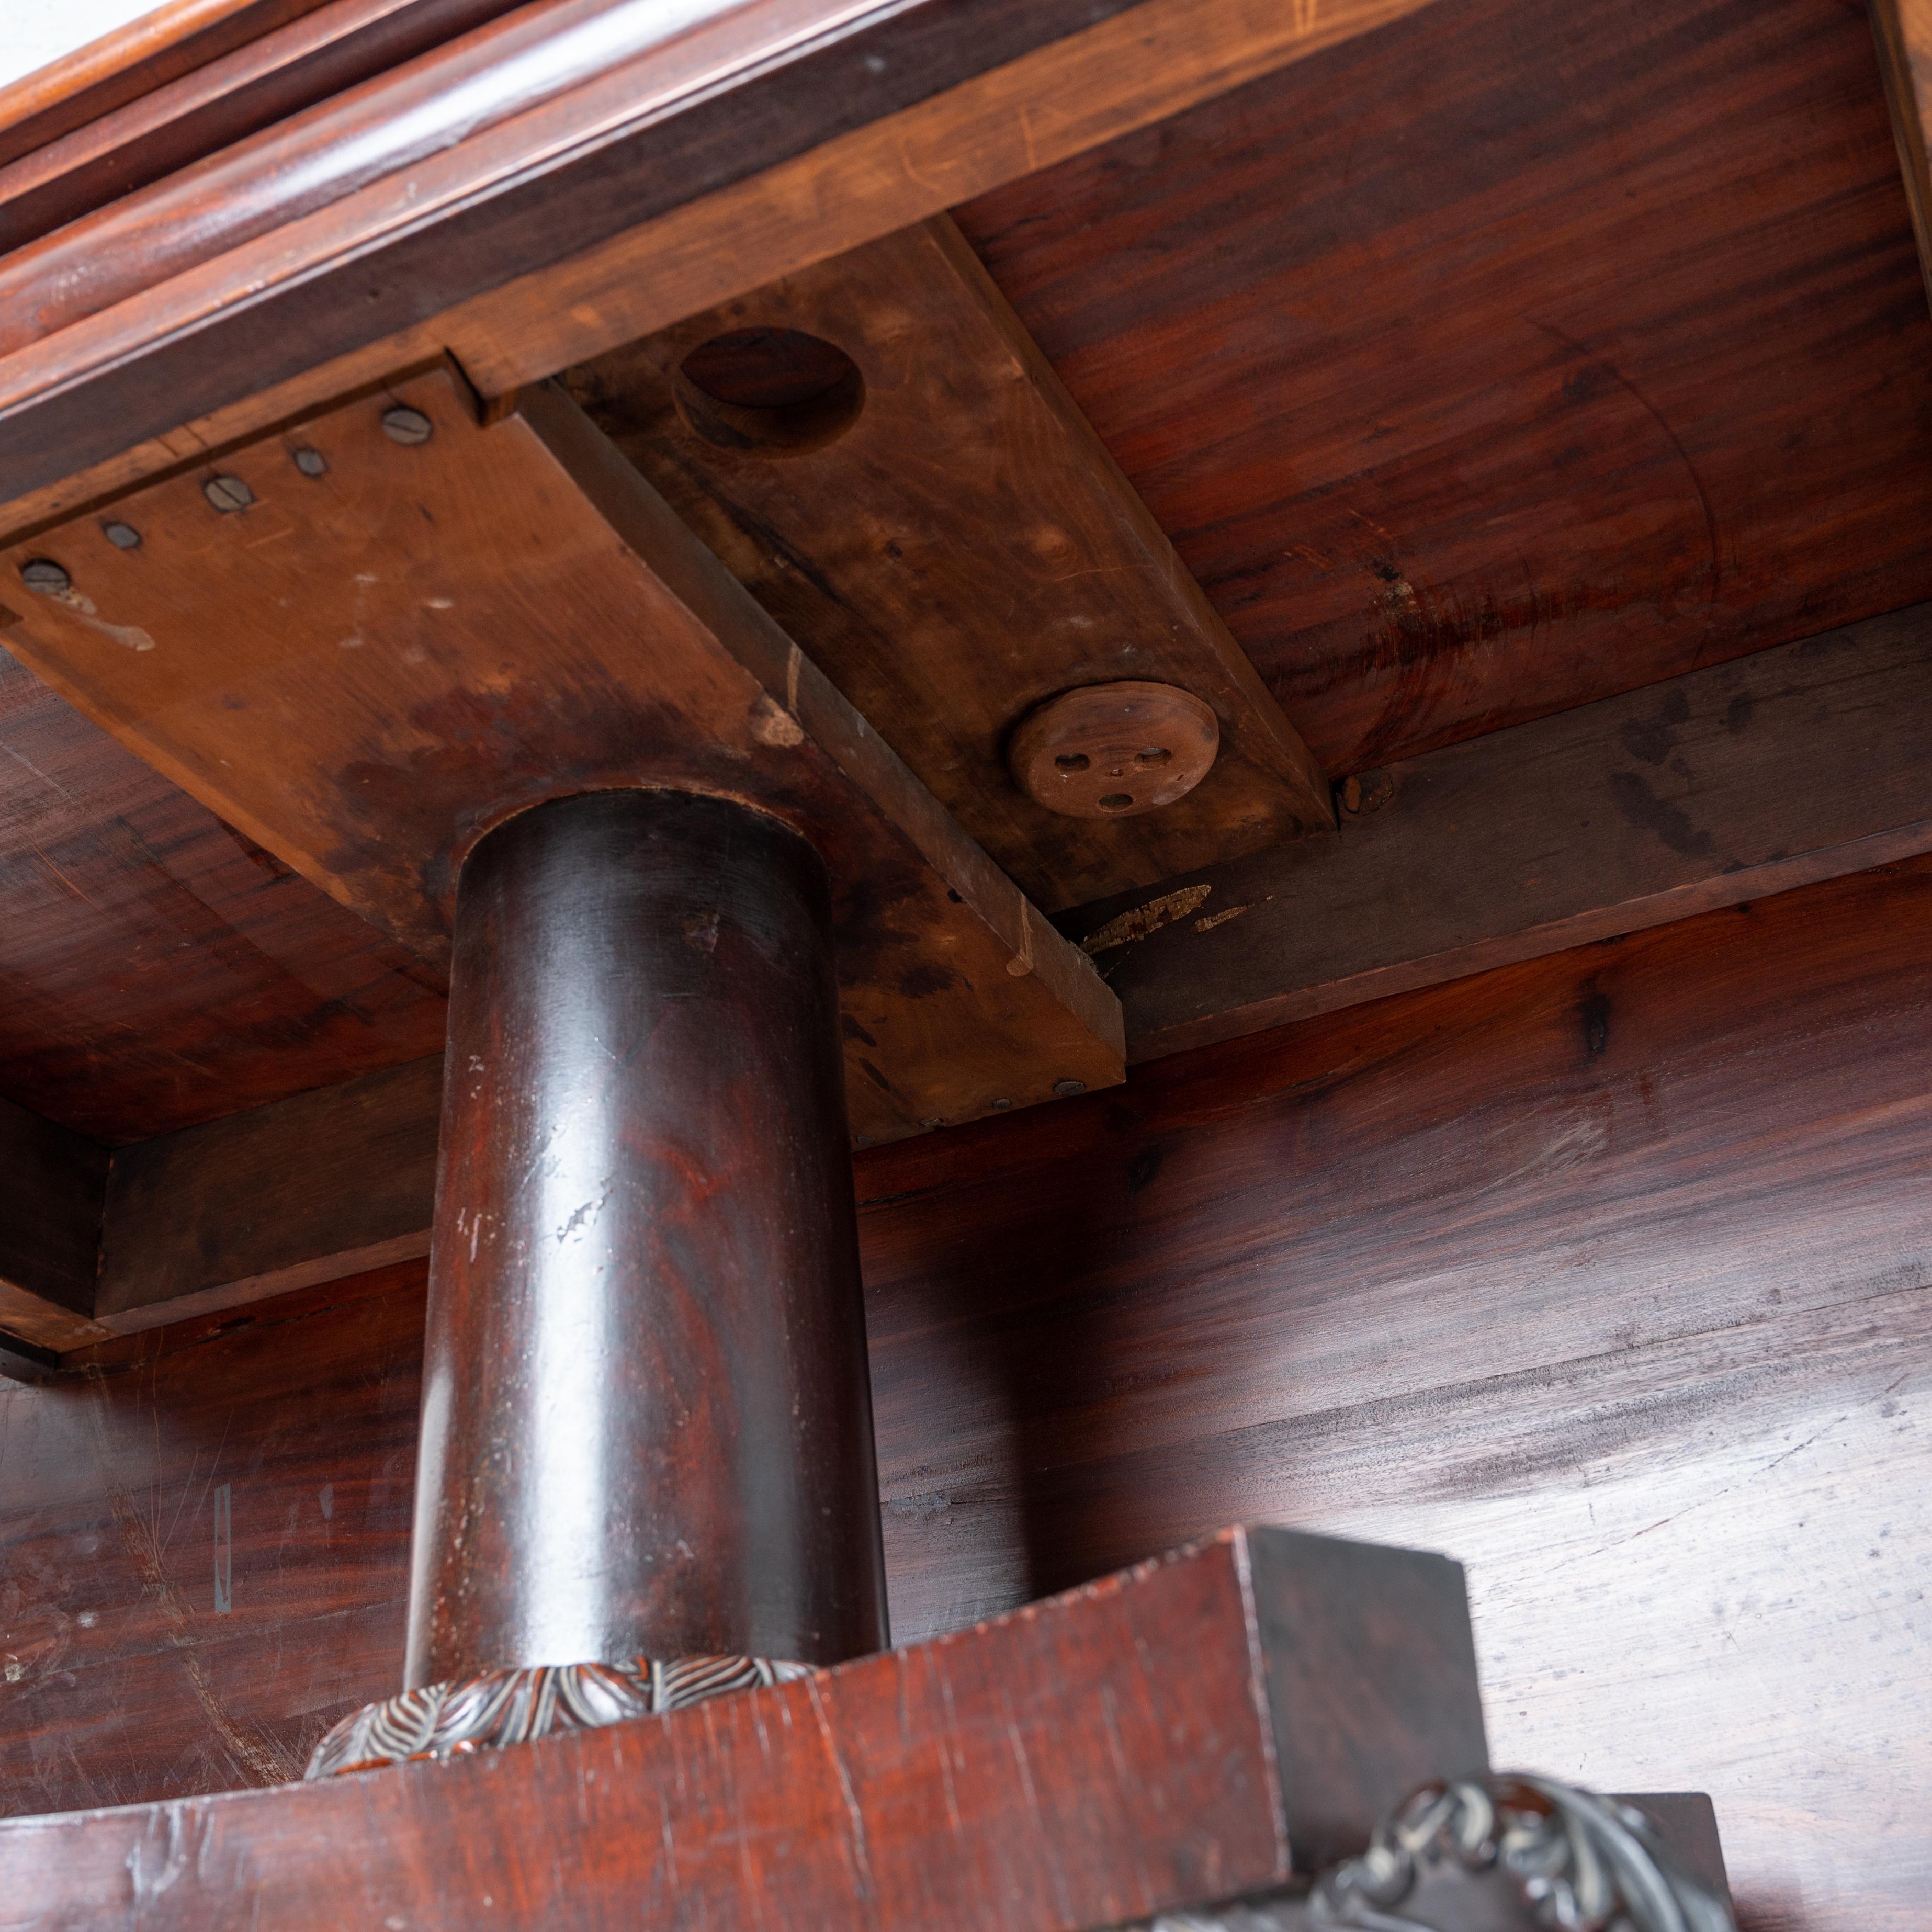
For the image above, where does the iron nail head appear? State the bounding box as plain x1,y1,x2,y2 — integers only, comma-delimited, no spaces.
292,447,329,477
382,406,433,446
103,522,141,550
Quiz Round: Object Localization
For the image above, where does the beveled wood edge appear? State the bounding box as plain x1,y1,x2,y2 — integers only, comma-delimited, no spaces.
9,607,1928,1355
0,0,1443,542
1869,1,1932,320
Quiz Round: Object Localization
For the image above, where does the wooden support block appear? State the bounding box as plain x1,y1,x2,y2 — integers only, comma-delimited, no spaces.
1064,603,1932,1060
567,217,1332,912
0,1526,1487,1930
0,1093,108,1353
0,364,1121,1146
94,1055,441,1334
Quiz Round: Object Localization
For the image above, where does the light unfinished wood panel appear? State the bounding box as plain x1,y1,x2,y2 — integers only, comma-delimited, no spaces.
0,365,1121,1147
566,218,1332,912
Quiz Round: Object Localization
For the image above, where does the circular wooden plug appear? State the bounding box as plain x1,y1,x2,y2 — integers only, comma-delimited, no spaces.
1007,682,1219,819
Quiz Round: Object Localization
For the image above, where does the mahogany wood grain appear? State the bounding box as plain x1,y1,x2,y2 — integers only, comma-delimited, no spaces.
0,0,334,170
1059,601,1932,1059
9,598,1926,1352
0,366,1123,1146
0,641,448,1145
955,0,1932,776
413,791,886,1681
0,1097,106,1352
93,1056,442,1334
0,0,1443,534
0,1525,1485,1931
567,217,1331,913
3,854,1922,1924
0,0,529,252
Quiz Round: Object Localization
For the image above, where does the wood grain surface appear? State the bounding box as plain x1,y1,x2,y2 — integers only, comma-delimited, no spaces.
0,365,1122,1146
0,0,1442,537
1059,600,1932,1058
94,1056,442,1331
955,0,1932,775
0,1097,106,1351
10,593,1923,1352
0,639,448,1145
0,1525,1485,1931
1870,0,1932,315
4,853,1925,1927
567,216,1332,912
0,0,334,168
0,0,528,251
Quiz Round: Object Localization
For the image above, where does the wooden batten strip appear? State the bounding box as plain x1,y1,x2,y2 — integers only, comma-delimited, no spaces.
1062,603,1932,1060
0,1095,109,1355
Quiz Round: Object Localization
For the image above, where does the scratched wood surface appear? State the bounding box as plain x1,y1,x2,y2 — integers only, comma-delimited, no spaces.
953,0,1932,776
5,854,1927,1925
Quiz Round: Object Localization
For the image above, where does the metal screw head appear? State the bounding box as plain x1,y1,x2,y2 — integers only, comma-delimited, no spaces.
991,1098,1013,1111
1052,1078,1087,1099
204,474,254,513
103,521,141,550
20,558,70,593
920,1117,943,1130
381,406,433,446
291,446,329,478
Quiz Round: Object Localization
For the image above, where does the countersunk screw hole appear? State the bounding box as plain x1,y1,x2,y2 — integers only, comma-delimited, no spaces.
1099,792,1134,811
1054,753,1091,772
1135,747,1171,765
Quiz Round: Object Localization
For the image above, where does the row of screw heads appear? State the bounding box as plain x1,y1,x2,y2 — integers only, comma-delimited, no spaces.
17,406,434,594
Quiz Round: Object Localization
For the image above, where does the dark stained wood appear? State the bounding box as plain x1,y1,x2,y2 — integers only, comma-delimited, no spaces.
1057,602,1932,1058
16,596,1929,1352
94,1055,441,1334
0,641,448,1146
0,1524,1486,1930
0,365,1123,1146
0,1096,106,1352
0,0,530,252
955,0,1932,776
1,855,1920,1924
0,0,1443,536
415,791,886,1683
567,217,1332,912
0,0,335,170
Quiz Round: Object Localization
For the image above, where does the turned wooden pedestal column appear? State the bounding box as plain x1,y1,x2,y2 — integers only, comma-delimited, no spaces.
405,788,887,1689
